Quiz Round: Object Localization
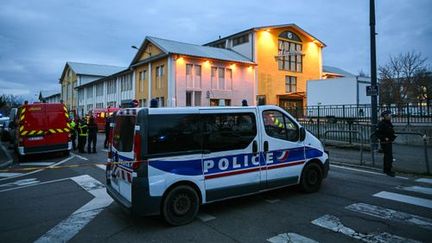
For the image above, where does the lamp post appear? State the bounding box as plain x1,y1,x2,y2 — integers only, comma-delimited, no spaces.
370,0,378,150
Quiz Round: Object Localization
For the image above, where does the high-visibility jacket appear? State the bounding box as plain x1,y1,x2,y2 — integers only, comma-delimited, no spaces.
273,116,284,128
78,122,88,137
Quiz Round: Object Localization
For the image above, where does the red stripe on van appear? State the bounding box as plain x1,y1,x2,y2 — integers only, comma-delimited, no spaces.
205,167,260,180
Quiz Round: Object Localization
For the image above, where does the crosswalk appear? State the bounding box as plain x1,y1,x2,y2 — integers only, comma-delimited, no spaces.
266,177,432,243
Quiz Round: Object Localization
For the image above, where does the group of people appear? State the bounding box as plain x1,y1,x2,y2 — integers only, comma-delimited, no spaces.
69,116,99,153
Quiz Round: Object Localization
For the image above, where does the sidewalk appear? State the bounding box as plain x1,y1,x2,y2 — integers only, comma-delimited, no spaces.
326,142,432,175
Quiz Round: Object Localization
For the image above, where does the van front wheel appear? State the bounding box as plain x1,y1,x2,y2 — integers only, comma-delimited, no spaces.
300,163,323,193
162,185,199,226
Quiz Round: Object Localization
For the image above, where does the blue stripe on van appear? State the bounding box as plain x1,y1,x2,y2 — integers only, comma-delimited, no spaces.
148,147,325,176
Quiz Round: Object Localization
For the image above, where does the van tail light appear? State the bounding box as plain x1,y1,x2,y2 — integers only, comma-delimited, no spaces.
133,132,142,171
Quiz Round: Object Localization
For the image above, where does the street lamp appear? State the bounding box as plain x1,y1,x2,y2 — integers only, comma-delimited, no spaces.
131,45,152,56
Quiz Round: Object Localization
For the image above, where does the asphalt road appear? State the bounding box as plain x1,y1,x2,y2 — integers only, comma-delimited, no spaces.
1,134,431,243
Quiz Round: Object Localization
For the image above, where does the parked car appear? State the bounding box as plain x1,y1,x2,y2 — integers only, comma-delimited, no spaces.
0,118,10,141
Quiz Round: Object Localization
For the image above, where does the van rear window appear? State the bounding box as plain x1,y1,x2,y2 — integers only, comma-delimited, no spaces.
113,116,136,152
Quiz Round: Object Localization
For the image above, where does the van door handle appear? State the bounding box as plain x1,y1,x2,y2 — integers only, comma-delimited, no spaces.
264,141,269,153
252,140,258,155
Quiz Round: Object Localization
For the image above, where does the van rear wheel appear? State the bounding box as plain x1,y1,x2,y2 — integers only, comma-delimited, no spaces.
300,163,323,193
162,185,199,226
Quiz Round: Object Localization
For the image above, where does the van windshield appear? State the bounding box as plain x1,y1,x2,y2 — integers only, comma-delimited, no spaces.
113,116,136,152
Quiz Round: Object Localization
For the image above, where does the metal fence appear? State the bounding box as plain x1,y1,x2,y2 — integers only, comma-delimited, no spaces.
285,103,432,144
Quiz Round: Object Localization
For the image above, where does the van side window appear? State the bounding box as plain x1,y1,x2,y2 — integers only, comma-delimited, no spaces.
113,116,136,152
263,110,299,141
148,114,201,155
203,113,256,153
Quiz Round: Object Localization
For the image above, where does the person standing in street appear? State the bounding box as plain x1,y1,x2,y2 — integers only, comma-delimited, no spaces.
77,118,88,153
104,116,111,149
87,116,98,153
376,110,396,177
70,118,77,150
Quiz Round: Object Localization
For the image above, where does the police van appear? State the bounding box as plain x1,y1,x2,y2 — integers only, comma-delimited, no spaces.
106,105,329,225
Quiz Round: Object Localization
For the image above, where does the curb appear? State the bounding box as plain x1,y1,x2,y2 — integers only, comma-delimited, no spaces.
330,160,430,177
0,143,13,169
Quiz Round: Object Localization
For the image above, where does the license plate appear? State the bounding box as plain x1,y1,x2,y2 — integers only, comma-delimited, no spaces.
28,136,43,141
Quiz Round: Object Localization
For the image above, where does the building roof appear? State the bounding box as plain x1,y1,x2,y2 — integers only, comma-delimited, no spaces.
75,68,132,89
131,36,255,66
40,90,60,98
204,23,326,47
323,65,355,77
59,62,126,83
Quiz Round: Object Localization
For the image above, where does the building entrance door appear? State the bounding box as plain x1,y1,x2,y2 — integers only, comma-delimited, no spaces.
279,98,303,117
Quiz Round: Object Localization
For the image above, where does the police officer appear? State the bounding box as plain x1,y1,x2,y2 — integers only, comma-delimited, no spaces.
150,98,158,108
104,116,111,149
77,118,88,153
87,116,98,153
376,110,396,177
241,99,248,106
70,119,77,150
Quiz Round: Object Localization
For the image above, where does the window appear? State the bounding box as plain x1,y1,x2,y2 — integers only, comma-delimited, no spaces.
186,64,201,89
139,99,146,107
113,116,136,152
96,83,103,96
156,65,164,89
277,31,302,72
156,97,165,107
218,68,225,90
203,113,256,153
107,101,116,107
285,76,297,93
78,90,84,101
148,114,201,155
186,64,193,88
86,86,93,98
226,68,232,90
263,110,299,142
107,79,116,94
211,67,218,89
87,104,93,111
211,41,226,48
257,96,266,105
232,34,249,46
96,103,103,108
121,75,132,91
210,99,231,106
186,91,202,106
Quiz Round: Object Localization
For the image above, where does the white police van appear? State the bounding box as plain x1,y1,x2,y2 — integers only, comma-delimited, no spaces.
106,105,329,225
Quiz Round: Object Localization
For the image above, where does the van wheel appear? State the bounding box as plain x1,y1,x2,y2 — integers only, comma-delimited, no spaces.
300,163,323,193
162,185,199,226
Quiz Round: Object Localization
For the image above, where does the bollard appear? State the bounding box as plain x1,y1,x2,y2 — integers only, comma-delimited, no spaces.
424,135,430,174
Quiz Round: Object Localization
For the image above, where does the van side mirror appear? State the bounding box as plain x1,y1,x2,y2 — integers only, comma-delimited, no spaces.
299,127,306,141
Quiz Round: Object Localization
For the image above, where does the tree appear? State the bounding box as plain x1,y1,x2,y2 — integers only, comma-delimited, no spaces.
378,51,430,105
0,94,25,116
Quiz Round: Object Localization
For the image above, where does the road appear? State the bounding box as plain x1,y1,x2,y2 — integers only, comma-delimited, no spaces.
0,134,431,243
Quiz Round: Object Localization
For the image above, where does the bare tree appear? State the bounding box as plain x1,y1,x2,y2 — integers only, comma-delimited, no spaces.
378,51,430,105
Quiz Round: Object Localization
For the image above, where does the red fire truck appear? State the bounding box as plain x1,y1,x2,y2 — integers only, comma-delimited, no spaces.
91,107,120,132
14,103,72,160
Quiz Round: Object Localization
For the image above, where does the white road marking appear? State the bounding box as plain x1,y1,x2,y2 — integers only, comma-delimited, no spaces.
197,212,216,222
102,149,108,152
416,178,432,184
71,152,89,161
346,202,432,230
35,175,113,243
311,214,419,243
0,155,74,182
96,164,105,170
0,172,23,177
401,186,432,196
267,233,318,243
331,164,408,179
373,191,432,209
265,199,280,204
0,177,70,193
19,162,55,166
0,178,39,188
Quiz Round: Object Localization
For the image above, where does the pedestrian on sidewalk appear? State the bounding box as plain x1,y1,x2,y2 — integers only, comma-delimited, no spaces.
376,110,396,177
87,116,98,153
77,118,88,153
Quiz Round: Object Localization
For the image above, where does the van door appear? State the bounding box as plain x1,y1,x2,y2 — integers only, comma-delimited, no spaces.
21,104,47,149
45,104,69,148
110,114,137,203
258,107,305,188
201,109,262,202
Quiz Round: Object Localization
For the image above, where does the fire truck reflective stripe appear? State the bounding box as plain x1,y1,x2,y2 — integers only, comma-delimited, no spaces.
64,128,70,132
56,129,63,133
65,113,69,118
19,126,24,132
21,108,26,114
63,107,67,112
21,131,28,136
67,123,71,128
29,130,36,135
20,115,25,121
49,129,56,133
37,130,44,135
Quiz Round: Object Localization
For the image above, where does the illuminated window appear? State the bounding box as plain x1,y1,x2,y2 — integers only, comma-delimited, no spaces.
278,31,302,72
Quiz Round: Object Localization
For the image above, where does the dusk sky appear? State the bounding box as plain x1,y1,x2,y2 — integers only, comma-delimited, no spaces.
0,0,431,100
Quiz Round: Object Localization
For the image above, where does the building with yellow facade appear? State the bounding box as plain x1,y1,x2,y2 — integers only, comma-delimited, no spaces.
205,24,326,110
130,36,256,107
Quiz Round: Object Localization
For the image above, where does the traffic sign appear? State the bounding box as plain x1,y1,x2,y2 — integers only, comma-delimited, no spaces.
366,85,379,96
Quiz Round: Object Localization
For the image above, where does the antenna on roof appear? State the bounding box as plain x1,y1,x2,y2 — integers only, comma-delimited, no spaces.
218,35,221,39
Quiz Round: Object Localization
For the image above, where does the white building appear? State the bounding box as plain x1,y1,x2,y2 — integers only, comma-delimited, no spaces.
39,90,61,103
76,69,134,116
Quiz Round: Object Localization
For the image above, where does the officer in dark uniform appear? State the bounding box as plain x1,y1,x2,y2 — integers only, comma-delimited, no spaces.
376,110,396,177
104,116,111,149
77,118,88,153
87,116,98,153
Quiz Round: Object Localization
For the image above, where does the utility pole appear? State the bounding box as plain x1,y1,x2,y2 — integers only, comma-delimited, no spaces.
370,0,378,149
